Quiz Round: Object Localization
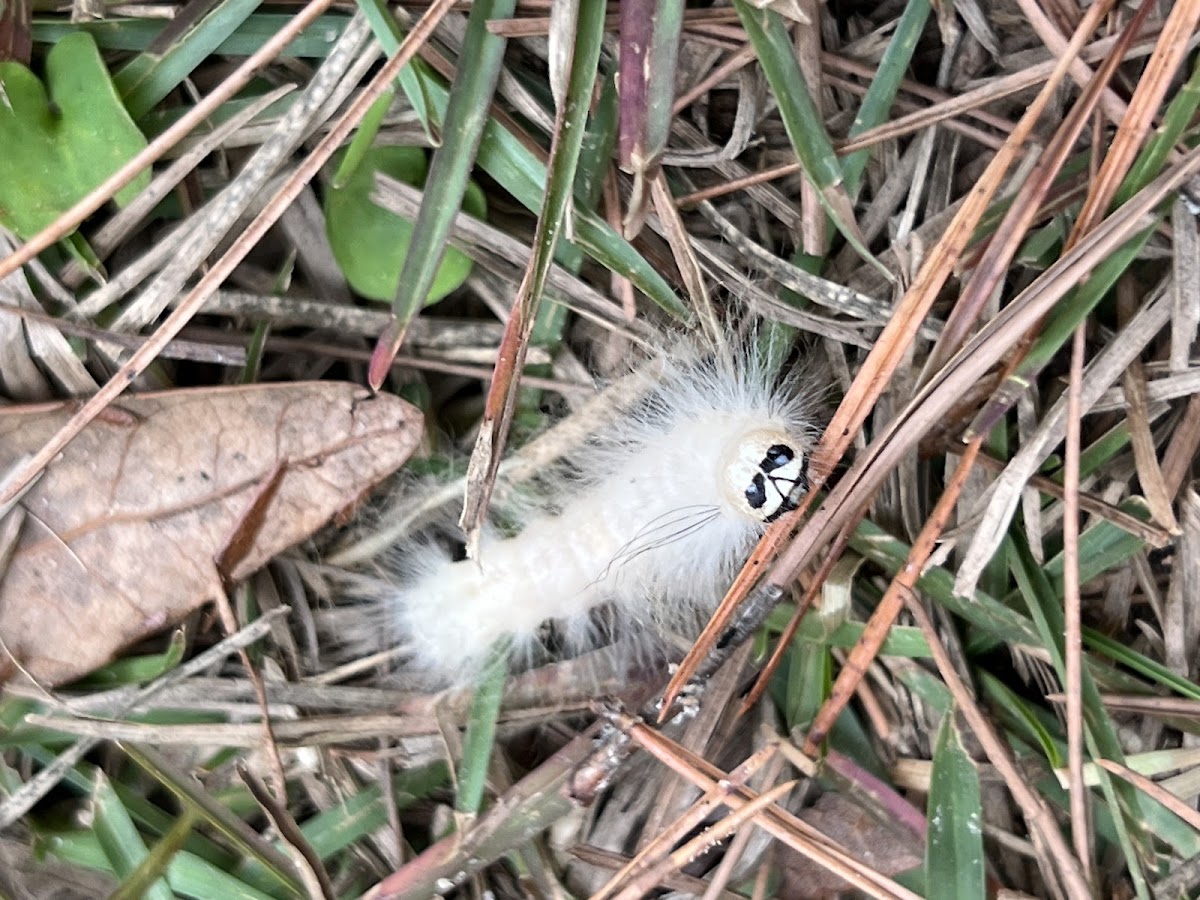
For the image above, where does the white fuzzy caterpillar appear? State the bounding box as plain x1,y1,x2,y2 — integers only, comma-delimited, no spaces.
387,347,819,684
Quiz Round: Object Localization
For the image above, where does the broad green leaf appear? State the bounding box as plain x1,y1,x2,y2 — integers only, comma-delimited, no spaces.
324,145,485,304
0,32,150,239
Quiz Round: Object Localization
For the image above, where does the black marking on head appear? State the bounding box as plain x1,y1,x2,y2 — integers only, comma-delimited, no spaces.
744,473,767,510
761,458,810,523
764,492,799,522
760,444,795,472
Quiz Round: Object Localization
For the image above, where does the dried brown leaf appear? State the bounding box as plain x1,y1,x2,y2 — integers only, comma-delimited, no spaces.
0,382,421,686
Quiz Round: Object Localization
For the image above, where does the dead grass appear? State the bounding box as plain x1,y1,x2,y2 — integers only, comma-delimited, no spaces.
1,1,1199,898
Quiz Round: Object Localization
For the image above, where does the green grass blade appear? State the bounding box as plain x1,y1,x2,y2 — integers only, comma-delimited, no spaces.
34,15,349,59
389,0,518,328
979,671,1065,768
1115,50,1200,207
332,86,396,189
1005,224,1155,399
732,0,840,190
894,665,954,718
109,810,197,900
782,639,829,731
91,769,174,900
764,604,931,657
1008,533,1128,763
982,52,1200,429
1043,499,1151,590
1009,533,1199,864
44,829,285,900
457,640,509,816
850,519,1040,647
1083,631,1200,702
113,0,261,119
352,0,434,133
732,0,879,269
120,742,305,896
842,0,932,197
359,13,683,318
925,712,985,900
507,0,607,338
299,762,449,859
575,67,618,210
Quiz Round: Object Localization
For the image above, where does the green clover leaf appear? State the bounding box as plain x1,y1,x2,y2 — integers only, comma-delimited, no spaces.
0,33,150,239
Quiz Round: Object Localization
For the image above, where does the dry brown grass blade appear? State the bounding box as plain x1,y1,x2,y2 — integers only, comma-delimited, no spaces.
1123,358,1183,533
458,1,601,547
591,740,780,900
636,643,756,859
0,608,287,830
698,750,789,900
676,21,1171,211
1063,322,1090,879
963,0,1200,441
1072,0,1200,240
571,847,742,898
610,779,800,900
838,23,1159,156
456,289,529,554
368,726,603,898
737,524,855,717
603,707,922,899
1094,758,1200,833
1013,0,1129,123
803,434,985,752
211,579,290,811
1170,196,1200,372
0,229,94,400
964,447,1172,547
650,171,724,356
785,140,1200,785
237,762,333,900
661,0,1105,714
660,490,818,715
790,145,1200,600
924,0,1138,375
1162,393,1200,497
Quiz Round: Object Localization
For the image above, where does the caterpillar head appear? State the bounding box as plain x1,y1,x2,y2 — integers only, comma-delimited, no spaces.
721,428,810,523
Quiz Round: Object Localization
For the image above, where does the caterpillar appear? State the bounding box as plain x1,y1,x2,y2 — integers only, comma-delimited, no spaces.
373,342,820,686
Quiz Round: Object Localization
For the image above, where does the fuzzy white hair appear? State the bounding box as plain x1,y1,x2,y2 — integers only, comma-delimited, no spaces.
376,344,822,686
